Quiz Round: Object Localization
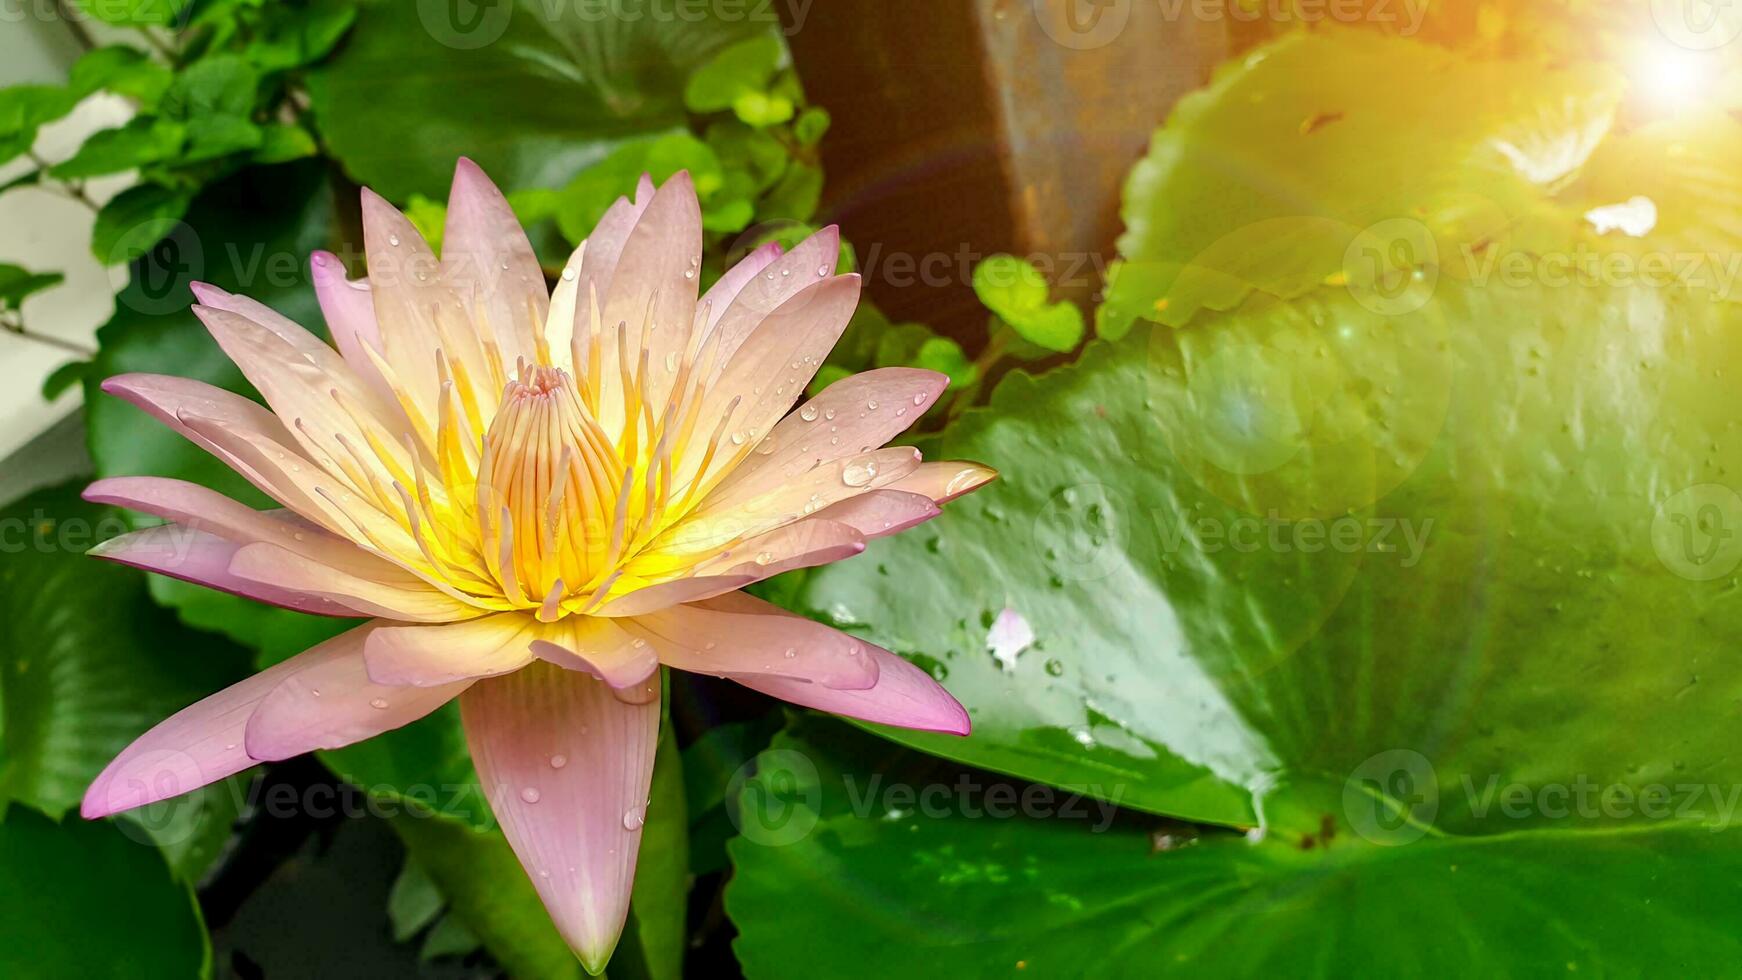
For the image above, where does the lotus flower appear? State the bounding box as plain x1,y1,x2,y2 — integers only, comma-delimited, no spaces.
80,160,992,971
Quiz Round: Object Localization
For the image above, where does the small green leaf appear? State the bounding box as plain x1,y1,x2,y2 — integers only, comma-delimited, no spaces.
39,359,87,401
69,46,173,108
48,117,185,180
684,34,784,113
731,89,794,127
250,122,318,164
914,335,976,388
246,0,359,72
91,183,192,263
0,264,64,309
183,113,264,162
706,119,788,192
793,106,830,147
0,85,79,165
972,254,1083,352
163,54,260,120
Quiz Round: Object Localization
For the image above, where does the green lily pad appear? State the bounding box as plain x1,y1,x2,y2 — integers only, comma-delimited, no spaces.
727,716,1742,976
0,806,211,978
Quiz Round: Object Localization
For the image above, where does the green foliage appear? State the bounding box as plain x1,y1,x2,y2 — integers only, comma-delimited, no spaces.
729,716,1742,976
0,806,211,977
0,264,63,311
972,254,1084,353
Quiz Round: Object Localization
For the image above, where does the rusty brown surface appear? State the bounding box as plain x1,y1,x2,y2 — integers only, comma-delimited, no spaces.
784,1,1227,341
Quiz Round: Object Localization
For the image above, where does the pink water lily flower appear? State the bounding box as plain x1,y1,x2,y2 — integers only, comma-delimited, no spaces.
81,160,991,972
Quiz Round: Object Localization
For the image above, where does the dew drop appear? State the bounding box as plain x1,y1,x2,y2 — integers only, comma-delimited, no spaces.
843,459,879,487
1044,659,1065,677
730,431,746,445
623,806,647,830
913,393,926,405
521,787,542,804
783,647,797,659
816,264,829,276
631,637,647,648
824,408,836,420
550,754,568,769
867,399,879,411
369,697,389,709
800,405,819,421
755,551,775,564
561,267,577,281
388,234,400,247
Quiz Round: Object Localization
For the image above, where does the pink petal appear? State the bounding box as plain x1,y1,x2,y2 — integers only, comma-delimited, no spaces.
683,274,862,494
527,616,659,690
627,591,879,690
243,624,473,761
309,250,399,411
886,460,998,504
227,542,483,623
101,372,296,458
568,176,654,384
687,518,866,581
363,613,540,687
591,574,758,618
671,445,922,555
698,240,781,340
596,172,703,425
360,186,451,415
704,225,841,368
89,525,364,617
442,158,547,364
811,489,940,540
461,662,661,973
82,621,376,818
84,476,419,584
734,636,971,736
191,303,413,483
707,367,949,510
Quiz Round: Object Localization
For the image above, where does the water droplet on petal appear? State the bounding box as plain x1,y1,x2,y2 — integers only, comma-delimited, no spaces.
913,393,926,405
731,431,746,445
824,409,836,420
817,264,829,276
783,647,797,659
800,405,819,421
623,806,647,830
561,267,577,281
755,550,775,564
843,459,879,487
549,754,568,769
631,637,647,648
867,400,879,410
369,697,389,709
388,234,400,247
521,787,542,804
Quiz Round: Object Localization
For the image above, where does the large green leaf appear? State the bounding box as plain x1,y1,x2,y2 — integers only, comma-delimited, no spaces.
796,263,1742,835
0,483,252,825
1097,30,1625,335
0,807,211,978
307,0,777,200
727,717,1742,977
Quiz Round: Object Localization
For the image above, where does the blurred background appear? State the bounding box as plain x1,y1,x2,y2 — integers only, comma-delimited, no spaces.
5,1,1742,977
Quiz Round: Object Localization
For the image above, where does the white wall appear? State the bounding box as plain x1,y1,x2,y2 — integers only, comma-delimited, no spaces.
0,14,136,462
